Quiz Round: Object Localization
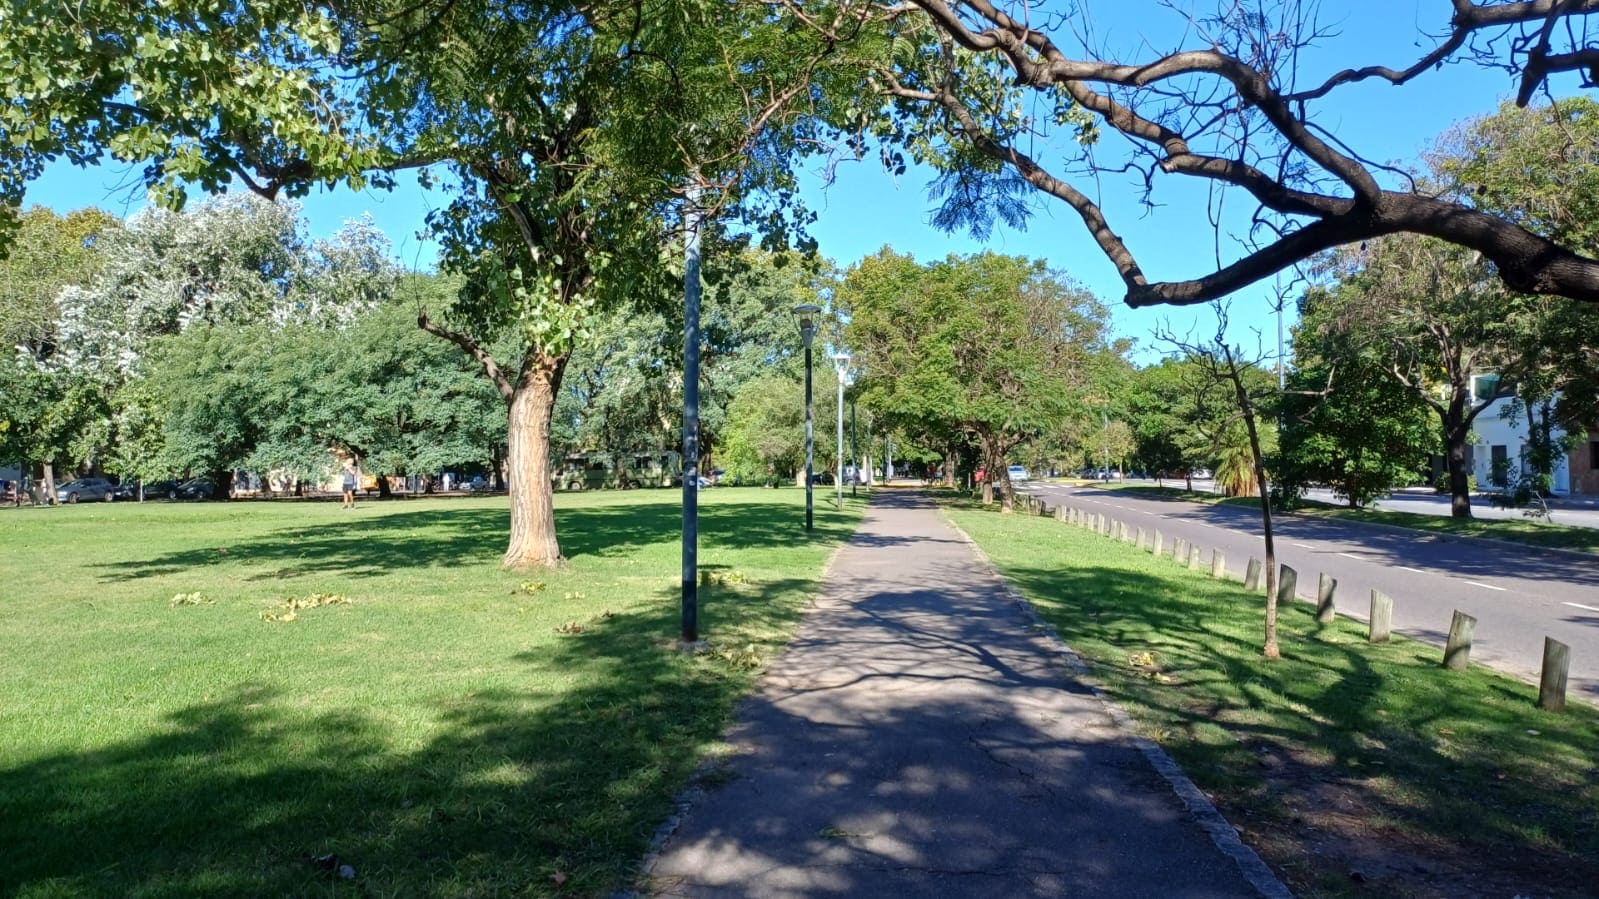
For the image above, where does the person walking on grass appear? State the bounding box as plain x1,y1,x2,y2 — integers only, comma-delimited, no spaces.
342,457,359,509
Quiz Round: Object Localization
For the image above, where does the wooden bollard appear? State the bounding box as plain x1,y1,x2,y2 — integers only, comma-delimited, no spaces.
1153,531,1165,556
1055,506,1067,523
1369,590,1393,643
1244,557,1262,592
1539,637,1570,712
1443,610,1477,671
1188,544,1201,570
1174,537,1187,562
1135,526,1146,548
1316,573,1337,623
1276,564,1298,605
1211,549,1226,579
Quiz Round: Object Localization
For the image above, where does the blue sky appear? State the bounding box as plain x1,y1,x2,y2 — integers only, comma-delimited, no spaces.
23,1,1535,362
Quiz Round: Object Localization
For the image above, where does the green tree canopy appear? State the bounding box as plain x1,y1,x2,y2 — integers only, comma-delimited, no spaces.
842,249,1113,508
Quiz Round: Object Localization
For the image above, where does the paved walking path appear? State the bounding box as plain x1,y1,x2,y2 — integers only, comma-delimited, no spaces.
646,491,1283,897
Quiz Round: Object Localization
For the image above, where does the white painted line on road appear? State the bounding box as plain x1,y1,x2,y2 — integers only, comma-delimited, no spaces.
1292,543,1314,549
1461,580,1507,592
1336,552,1363,560
1563,601,1599,613
1399,566,1425,574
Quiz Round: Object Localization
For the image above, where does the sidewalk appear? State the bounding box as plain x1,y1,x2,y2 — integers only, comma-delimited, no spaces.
645,491,1285,897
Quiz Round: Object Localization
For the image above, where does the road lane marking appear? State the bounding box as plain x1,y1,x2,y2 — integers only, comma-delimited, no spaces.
1563,602,1599,613
1399,566,1425,574
1462,580,1507,592
1337,552,1362,560
1292,543,1314,549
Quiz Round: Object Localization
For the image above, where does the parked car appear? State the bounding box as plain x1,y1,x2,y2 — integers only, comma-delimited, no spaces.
1007,464,1029,482
55,477,117,503
810,472,834,486
174,478,214,500
135,479,184,499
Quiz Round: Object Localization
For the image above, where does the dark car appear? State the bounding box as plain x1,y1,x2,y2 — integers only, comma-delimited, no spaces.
134,479,183,499
174,478,215,500
810,472,834,486
55,477,117,503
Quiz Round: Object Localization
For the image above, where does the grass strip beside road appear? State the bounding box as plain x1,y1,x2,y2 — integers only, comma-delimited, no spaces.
1101,482,1599,555
0,488,863,898
945,500,1599,898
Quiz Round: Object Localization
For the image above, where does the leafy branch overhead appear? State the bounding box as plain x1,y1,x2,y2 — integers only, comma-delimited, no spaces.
821,0,1599,307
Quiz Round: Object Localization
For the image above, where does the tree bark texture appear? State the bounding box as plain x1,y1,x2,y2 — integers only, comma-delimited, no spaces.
1445,420,1474,519
503,354,566,569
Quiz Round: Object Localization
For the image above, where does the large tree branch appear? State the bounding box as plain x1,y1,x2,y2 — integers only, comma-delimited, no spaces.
417,311,515,401
875,1,1599,308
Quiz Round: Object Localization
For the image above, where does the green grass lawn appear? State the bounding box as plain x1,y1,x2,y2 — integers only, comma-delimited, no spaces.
0,488,862,898
945,500,1599,897
1100,482,1599,555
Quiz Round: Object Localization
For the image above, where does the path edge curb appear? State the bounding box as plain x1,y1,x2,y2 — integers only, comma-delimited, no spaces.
942,508,1295,899
620,535,858,898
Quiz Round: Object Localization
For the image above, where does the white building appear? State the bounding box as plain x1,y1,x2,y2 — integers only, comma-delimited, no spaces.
1465,374,1572,495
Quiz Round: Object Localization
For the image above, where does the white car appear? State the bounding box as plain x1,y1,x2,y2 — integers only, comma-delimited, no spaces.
1007,465,1029,482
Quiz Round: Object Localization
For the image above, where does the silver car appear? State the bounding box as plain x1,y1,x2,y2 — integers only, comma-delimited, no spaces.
56,477,117,503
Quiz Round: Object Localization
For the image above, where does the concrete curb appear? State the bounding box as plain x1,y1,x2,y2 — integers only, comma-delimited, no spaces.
942,509,1295,899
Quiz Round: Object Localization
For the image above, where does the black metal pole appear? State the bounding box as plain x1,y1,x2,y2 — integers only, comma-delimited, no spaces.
850,397,858,498
804,342,814,531
681,183,702,643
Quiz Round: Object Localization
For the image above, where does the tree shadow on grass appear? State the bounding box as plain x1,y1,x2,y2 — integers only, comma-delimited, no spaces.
0,573,820,897
92,498,857,582
996,560,1599,895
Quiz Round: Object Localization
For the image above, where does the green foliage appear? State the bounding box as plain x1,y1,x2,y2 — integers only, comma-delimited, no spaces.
1436,99,1599,434
0,0,380,239
842,249,1112,501
137,281,506,486
1277,305,1437,508
1123,358,1228,479
720,370,840,485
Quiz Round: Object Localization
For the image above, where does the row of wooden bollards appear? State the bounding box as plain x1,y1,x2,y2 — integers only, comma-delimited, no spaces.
1020,494,1574,713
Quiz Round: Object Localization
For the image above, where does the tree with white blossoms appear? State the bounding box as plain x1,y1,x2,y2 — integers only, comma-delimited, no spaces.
53,194,393,378
41,196,398,497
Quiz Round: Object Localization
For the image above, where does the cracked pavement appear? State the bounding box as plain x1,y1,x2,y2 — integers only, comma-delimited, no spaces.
645,491,1267,897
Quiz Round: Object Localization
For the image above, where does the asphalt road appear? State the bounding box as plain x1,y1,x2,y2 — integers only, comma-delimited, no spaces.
1017,481,1599,701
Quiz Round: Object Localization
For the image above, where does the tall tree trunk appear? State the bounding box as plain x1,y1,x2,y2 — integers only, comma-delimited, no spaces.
1445,420,1474,519
40,462,57,505
503,354,566,568
376,475,392,499
943,448,957,489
